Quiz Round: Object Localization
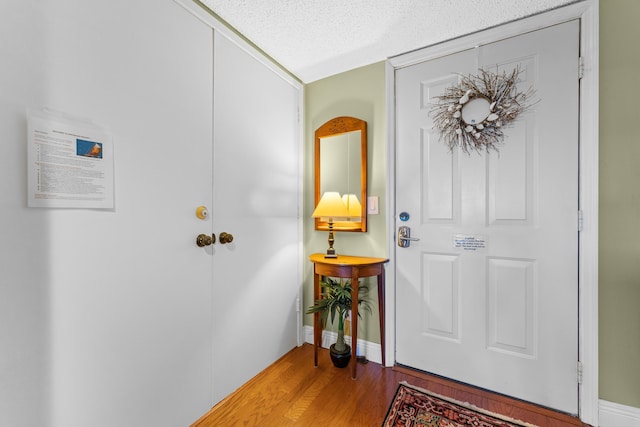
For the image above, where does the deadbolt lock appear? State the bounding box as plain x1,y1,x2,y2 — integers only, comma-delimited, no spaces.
196,233,216,247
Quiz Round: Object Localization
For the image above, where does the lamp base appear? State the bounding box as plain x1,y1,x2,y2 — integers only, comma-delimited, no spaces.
324,246,337,258
323,223,337,258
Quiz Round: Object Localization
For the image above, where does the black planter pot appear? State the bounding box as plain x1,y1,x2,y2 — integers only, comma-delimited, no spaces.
329,343,351,368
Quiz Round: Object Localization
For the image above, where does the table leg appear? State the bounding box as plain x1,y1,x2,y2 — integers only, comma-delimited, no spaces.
351,270,359,379
313,271,320,367
377,269,386,367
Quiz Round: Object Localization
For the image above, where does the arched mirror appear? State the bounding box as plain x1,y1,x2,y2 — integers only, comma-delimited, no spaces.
314,116,367,232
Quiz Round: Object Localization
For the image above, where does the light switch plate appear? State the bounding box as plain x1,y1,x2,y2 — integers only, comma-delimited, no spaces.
368,196,379,215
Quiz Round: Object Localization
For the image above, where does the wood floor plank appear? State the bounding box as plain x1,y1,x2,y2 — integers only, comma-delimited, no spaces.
192,344,591,427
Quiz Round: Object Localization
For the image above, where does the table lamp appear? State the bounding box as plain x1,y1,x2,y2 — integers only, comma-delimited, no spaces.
312,192,360,258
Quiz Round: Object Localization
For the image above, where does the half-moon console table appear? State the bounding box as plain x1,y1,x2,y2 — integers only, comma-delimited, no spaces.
309,253,389,379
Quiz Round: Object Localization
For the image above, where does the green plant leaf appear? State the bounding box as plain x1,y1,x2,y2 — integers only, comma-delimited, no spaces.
306,276,372,330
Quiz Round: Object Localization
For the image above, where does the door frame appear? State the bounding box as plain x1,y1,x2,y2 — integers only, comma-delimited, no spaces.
384,1,598,424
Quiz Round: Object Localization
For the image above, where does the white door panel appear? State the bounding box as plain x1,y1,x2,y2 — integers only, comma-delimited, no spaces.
211,32,301,404
395,21,579,413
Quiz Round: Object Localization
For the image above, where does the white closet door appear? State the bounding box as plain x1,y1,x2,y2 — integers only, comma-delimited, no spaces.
211,31,302,404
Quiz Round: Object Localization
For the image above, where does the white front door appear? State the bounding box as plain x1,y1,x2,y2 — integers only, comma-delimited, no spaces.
395,20,579,413
211,32,302,404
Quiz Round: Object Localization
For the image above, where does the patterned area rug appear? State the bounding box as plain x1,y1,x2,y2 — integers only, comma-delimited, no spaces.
382,383,538,427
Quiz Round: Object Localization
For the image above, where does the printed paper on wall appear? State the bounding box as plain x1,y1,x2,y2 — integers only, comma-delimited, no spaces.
27,109,114,209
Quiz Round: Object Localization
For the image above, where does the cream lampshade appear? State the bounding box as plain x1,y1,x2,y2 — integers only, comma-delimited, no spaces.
312,191,357,258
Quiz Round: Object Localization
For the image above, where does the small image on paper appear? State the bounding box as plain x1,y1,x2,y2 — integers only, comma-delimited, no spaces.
76,139,103,159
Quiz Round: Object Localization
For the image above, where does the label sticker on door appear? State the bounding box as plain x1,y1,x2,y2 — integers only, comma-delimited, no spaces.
453,234,487,252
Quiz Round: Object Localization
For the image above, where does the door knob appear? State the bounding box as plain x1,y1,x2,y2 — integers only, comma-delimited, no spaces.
219,232,234,244
398,226,420,248
196,233,216,247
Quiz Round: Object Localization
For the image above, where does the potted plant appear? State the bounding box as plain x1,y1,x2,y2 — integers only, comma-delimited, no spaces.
306,277,372,368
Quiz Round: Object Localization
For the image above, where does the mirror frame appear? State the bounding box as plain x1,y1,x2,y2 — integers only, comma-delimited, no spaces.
314,116,367,232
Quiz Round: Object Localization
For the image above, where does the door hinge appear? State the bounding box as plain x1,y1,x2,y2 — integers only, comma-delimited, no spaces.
578,210,584,232
577,361,583,384
578,57,584,80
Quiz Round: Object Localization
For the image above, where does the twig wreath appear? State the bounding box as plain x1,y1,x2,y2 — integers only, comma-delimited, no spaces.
430,67,536,154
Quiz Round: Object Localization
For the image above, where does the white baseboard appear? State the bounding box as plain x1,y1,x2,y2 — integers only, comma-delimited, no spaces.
599,400,640,427
303,325,382,365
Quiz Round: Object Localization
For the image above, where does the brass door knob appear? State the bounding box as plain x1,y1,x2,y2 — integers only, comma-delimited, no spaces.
196,233,216,247
219,232,234,244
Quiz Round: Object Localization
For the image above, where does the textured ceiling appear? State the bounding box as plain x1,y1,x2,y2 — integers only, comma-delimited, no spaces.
201,0,578,83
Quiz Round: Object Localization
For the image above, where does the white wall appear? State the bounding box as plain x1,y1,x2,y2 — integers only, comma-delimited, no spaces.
0,1,215,426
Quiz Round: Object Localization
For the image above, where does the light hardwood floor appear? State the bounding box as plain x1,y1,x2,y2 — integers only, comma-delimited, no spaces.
192,343,590,427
